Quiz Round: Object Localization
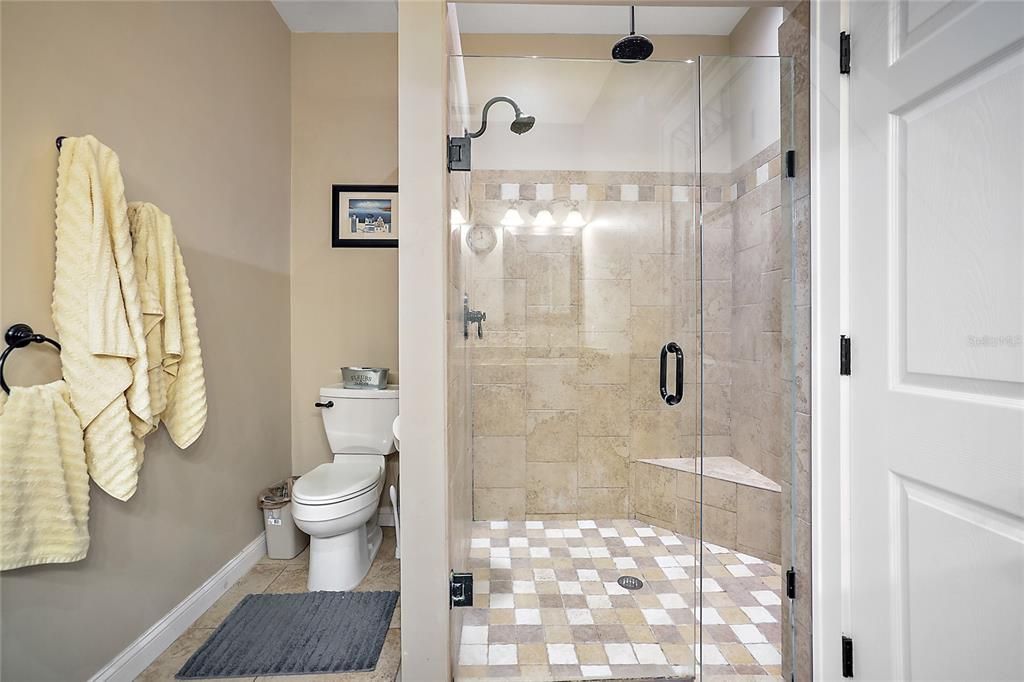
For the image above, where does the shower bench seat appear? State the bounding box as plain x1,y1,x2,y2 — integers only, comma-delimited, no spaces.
631,456,782,564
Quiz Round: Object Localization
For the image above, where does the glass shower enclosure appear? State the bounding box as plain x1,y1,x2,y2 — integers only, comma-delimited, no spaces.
447,53,799,681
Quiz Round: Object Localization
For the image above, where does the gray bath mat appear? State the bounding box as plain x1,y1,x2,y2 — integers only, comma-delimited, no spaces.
176,590,399,678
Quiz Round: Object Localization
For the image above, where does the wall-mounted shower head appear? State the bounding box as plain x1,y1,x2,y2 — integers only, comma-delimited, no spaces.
612,6,654,63
449,95,534,172
468,96,535,139
510,114,536,135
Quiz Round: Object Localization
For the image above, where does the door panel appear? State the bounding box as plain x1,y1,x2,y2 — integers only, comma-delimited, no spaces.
848,1,1024,679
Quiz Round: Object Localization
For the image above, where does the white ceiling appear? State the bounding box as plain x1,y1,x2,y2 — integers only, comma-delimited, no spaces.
272,1,397,33
456,4,747,35
272,1,749,36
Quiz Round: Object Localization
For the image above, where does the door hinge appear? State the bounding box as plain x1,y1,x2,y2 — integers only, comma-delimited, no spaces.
842,635,854,677
840,31,851,74
840,335,852,376
785,149,796,178
450,571,474,608
785,567,796,599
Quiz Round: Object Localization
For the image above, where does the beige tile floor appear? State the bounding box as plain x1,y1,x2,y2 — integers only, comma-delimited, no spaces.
138,528,400,682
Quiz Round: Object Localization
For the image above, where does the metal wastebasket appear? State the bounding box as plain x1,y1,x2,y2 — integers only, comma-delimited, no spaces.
258,477,308,560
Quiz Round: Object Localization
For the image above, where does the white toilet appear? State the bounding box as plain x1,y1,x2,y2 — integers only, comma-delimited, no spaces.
292,384,399,591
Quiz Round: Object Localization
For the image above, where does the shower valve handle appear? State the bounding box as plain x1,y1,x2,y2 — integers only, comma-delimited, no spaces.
463,294,487,339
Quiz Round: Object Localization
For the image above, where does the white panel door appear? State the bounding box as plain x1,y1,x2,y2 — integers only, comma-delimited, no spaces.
848,1,1024,680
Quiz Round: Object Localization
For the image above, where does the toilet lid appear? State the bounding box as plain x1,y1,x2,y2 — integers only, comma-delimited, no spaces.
293,462,381,504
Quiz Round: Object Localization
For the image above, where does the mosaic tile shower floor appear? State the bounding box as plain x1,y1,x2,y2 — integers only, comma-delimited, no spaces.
456,519,783,682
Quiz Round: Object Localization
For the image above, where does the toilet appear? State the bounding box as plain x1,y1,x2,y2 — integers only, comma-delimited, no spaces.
292,384,398,591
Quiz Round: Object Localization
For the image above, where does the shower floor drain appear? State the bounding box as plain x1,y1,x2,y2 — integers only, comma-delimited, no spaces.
617,575,644,590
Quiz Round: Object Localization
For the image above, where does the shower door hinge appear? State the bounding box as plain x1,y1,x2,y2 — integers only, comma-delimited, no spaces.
840,32,852,74
842,635,854,677
448,135,472,172
785,567,796,599
840,335,852,376
450,571,474,608
785,150,796,178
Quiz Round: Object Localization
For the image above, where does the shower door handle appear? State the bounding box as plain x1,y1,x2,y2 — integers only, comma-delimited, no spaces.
659,342,684,406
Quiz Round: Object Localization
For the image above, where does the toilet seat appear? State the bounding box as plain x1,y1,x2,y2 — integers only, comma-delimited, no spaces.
293,461,382,505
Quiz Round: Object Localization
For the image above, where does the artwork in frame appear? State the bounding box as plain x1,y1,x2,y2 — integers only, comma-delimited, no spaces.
332,184,399,248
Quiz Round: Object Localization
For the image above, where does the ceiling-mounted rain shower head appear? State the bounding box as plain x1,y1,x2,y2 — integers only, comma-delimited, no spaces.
448,95,535,172
612,6,654,63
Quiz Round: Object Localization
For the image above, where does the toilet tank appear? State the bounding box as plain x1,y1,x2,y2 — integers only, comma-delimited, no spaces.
319,384,399,455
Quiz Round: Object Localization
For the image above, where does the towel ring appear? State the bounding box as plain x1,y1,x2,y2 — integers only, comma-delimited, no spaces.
0,324,62,394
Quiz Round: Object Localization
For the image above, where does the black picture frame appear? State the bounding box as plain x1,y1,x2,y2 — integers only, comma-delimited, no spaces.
332,184,399,248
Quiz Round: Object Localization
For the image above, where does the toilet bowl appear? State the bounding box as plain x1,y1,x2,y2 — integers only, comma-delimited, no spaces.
292,384,398,592
292,459,385,591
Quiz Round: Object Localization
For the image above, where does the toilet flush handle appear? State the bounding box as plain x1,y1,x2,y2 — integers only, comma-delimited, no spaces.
314,400,334,408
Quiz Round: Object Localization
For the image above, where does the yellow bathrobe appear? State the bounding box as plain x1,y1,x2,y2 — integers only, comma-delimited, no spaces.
52,135,152,501
128,202,207,449
0,381,90,570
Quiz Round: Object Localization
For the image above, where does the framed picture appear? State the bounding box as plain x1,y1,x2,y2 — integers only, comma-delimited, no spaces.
332,184,399,248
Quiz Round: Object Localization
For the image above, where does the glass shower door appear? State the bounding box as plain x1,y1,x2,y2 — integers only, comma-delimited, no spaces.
696,55,799,679
449,54,701,681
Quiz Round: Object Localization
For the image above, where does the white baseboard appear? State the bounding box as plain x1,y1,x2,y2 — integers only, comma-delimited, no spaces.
90,532,267,682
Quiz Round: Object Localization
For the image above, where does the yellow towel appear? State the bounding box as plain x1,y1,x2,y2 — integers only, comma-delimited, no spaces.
52,135,151,501
128,202,208,448
0,381,90,570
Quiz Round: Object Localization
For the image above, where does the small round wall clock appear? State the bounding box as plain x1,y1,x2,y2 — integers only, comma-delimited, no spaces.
466,225,497,254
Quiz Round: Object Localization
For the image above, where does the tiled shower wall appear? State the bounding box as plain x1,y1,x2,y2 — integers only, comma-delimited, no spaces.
720,141,789,487
467,146,788,523
467,171,701,522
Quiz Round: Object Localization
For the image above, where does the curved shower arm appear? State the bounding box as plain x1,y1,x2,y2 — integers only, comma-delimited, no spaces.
467,96,523,139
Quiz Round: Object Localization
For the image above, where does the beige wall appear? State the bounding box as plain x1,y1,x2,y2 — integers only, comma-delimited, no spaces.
289,33,399,477
729,6,784,56
460,33,728,60
0,2,291,679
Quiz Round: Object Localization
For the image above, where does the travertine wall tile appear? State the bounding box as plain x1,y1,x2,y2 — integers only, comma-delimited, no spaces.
578,436,629,489
630,410,685,460
472,361,526,385
526,410,578,462
630,461,676,524
525,358,578,410
737,486,781,558
703,504,737,549
473,384,526,436
580,279,630,332
578,385,630,437
703,477,738,513
474,437,526,488
578,332,629,385
527,461,579,513
577,487,629,518
474,487,526,520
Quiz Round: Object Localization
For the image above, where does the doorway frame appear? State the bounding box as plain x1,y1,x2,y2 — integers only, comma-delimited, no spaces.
810,0,844,679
